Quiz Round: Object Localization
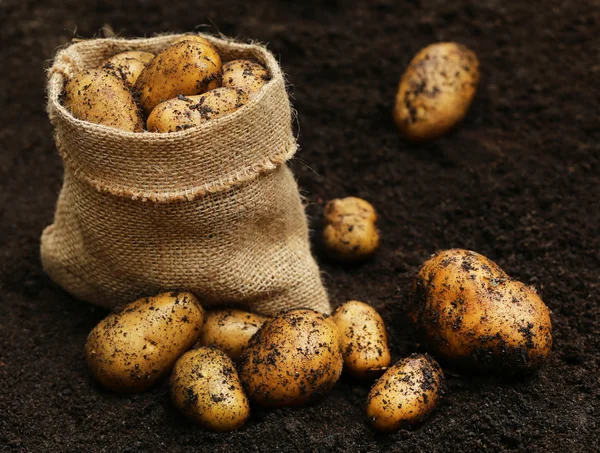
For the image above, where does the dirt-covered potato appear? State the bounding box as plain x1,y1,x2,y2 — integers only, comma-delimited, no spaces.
172,34,212,47
333,301,391,378
85,292,204,392
62,68,143,132
393,42,480,142
410,249,552,370
367,353,445,431
146,87,248,133
322,197,380,262
101,50,155,87
198,309,268,361
239,308,343,407
135,40,222,115
221,60,270,96
170,347,250,432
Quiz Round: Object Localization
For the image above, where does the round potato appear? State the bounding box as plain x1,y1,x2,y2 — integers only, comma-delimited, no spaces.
239,308,343,407
367,353,445,431
332,301,391,378
146,87,248,133
135,40,222,115
85,292,204,392
222,59,270,96
410,249,552,370
101,50,155,87
63,68,144,132
171,347,250,432
393,42,480,142
198,308,268,361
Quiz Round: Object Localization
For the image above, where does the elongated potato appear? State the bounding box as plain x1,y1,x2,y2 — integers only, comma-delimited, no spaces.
393,42,479,141
171,347,250,431
63,68,144,132
135,40,222,115
85,292,204,392
198,309,268,361
102,50,155,87
333,301,391,378
222,60,270,96
367,354,445,431
146,87,248,133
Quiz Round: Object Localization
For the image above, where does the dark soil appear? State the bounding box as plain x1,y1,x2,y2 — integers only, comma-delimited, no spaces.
1,0,599,451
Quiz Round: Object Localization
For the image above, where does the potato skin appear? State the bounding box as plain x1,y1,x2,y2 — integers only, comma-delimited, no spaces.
146,87,248,133
170,347,250,432
393,42,479,142
63,68,144,132
367,353,445,431
172,34,212,47
332,301,391,378
198,309,268,361
222,59,270,96
410,249,552,370
85,292,204,392
135,40,222,115
102,50,155,87
239,308,343,407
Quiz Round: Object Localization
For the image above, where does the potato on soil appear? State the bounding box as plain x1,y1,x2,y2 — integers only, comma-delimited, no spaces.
367,353,445,431
146,87,248,133
239,308,343,407
85,292,204,392
393,42,479,142
333,301,391,379
171,347,250,432
221,59,270,96
62,68,144,132
198,308,268,361
135,40,222,115
410,249,552,370
101,50,155,87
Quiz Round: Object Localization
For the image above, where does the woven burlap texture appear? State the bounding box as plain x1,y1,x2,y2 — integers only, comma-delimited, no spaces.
41,34,330,315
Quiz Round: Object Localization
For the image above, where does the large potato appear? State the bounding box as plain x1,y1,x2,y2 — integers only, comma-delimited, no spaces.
410,249,552,370
172,34,212,47
101,50,155,87
146,87,248,133
367,353,445,431
171,347,250,431
222,59,270,96
85,292,204,392
393,42,479,141
63,68,144,132
239,309,343,407
135,40,222,115
332,301,391,378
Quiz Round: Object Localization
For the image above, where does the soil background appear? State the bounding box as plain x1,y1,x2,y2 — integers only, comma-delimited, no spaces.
1,0,599,452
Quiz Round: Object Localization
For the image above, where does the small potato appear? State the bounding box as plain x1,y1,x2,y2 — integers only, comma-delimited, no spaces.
322,197,380,262
101,50,155,87
63,68,143,132
239,308,343,407
146,87,248,133
171,347,250,432
222,60,270,96
410,249,552,370
85,292,204,392
198,308,268,361
367,353,445,431
333,301,391,378
135,40,222,115
393,42,480,142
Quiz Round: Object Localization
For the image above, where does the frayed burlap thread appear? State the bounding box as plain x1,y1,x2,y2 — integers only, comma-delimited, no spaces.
41,34,329,315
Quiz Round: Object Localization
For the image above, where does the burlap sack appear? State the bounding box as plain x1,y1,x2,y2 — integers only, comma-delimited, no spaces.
41,34,329,315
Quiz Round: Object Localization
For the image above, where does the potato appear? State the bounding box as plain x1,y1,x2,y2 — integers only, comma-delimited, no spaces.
172,34,212,47
222,60,270,96
135,40,222,115
85,292,204,392
332,301,391,378
101,50,155,87
367,353,445,431
146,87,248,133
322,197,380,262
63,68,144,132
239,308,343,407
410,249,552,370
393,42,480,142
198,308,268,361
170,347,250,432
